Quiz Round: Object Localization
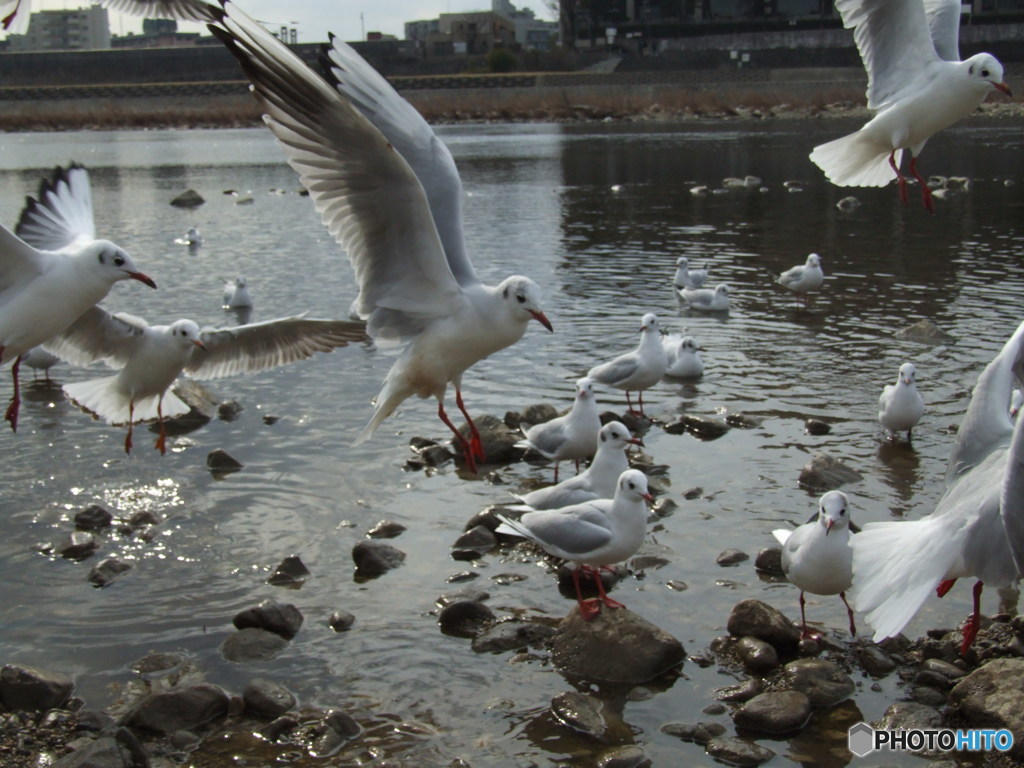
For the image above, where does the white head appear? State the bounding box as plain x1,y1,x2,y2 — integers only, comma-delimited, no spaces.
499,276,552,332
898,362,917,386
80,241,156,289
818,490,850,535
616,469,653,503
574,376,594,401
676,257,688,268
680,336,700,355
965,53,1011,97
169,319,206,352
639,313,659,334
807,253,821,268
598,420,641,451
715,284,730,297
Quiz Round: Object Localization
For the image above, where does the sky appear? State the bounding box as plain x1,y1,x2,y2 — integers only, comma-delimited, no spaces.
6,0,556,44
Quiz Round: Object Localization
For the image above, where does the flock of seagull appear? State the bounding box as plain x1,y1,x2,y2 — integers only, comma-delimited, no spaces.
0,0,1022,649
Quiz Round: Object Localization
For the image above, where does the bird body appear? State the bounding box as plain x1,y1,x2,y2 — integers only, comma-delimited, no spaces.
516,377,601,480
677,284,730,312
587,313,666,415
222,276,253,309
512,421,639,510
662,334,704,379
21,346,60,380
672,257,707,290
879,362,925,439
778,253,824,302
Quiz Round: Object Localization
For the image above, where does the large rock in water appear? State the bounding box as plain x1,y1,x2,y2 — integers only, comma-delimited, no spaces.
456,414,526,465
947,658,1024,757
551,607,685,684
797,453,863,492
783,658,855,708
0,665,73,712
121,683,229,735
726,599,800,653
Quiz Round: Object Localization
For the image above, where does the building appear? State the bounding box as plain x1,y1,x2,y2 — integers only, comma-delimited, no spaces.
406,0,557,55
111,19,209,49
7,4,110,52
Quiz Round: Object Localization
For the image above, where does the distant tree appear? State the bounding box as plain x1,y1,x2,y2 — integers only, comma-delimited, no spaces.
487,48,518,72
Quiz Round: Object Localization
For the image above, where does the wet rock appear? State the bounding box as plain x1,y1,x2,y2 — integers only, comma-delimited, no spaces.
74,505,113,531
551,607,685,684
217,400,244,421
947,658,1024,755
207,449,243,475
727,599,800,653
660,721,727,745
220,628,289,663
650,497,677,518
663,414,729,440
438,600,496,638
57,531,99,561
267,555,310,587
456,414,525,465
517,403,559,428
471,619,555,653
328,610,355,632
783,659,855,708
0,665,74,712
122,683,229,735
705,735,776,767
367,520,407,539
324,709,361,739
233,600,303,640
52,734,135,768
732,691,811,734
797,453,863,492
352,540,406,579
753,547,784,576
703,702,727,715
464,505,516,534
855,645,897,677
921,658,966,680
550,691,609,741
597,744,650,767
87,557,132,588
717,549,749,567
878,700,943,731
166,380,217,429
804,419,831,436
451,525,497,561
556,564,624,600
243,678,296,719
260,714,300,742
715,678,764,703
914,669,954,691
893,319,955,344
170,189,205,208
725,413,762,429
736,637,779,673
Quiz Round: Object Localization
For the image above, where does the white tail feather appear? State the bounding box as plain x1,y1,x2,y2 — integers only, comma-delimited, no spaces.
772,528,792,546
810,131,899,188
64,377,189,425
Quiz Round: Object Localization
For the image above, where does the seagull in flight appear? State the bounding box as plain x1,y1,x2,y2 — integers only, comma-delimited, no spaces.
809,0,1012,212
209,1,553,473
0,163,156,433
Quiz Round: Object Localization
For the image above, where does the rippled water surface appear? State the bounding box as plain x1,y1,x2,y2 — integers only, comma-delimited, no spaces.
0,119,1023,766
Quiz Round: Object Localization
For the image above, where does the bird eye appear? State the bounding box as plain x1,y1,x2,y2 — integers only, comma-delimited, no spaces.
516,294,526,304
113,256,125,267
628,481,635,489
600,434,607,442
982,69,990,77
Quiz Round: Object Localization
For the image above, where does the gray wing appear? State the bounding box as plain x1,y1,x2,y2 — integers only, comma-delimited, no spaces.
319,35,476,287
524,418,568,456
521,505,613,556
588,353,638,387
102,0,217,21
209,2,466,344
835,0,943,110
0,224,51,295
42,306,148,367
14,163,96,252
188,316,367,379
924,0,962,61
946,320,1024,484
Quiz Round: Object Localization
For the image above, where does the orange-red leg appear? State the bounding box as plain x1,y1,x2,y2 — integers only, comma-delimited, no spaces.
124,401,135,454
573,567,600,620
154,397,168,455
840,591,857,636
454,388,485,464
438,400,477,473
960,581,984,656
4,351,21,432
909,156,935,213
889,150,909,206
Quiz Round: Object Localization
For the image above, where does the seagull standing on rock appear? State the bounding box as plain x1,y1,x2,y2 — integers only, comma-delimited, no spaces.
210,1,553,474
809,0,1012,212
587,313,667,417
516,377,601,482
777,253,824,307
496,469,653,620
878,362,925,440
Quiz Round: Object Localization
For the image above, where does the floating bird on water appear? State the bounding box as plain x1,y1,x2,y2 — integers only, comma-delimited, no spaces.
878,362,925,440
496,469,653,620
0,162,156,433
222,275,253,309
773,490,857,638
809,0,1012,212
672,257,707,290
210,2,552,474
587,313,666,417
516,377,601,482
175,227,203,253
662,334,704,379
777,253,824,307
677,284,731,313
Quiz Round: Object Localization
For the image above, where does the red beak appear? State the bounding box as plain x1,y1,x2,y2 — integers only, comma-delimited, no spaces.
627,437,644,447
194,340,207,351
130,271,157,289
530,310,553,332
825,519,834,535
994,81,1013,97
643,492,654,503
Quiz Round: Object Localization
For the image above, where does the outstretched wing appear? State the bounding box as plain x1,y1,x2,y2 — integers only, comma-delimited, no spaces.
924,0,962,62
42,306,148,368
15,163,96,252
103,0,218,22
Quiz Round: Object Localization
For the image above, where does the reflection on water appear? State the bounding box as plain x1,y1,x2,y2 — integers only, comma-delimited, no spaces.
0,120,1022,765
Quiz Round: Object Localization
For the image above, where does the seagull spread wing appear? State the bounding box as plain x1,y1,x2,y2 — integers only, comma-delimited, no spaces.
0,225,52,295
42,306,148,367
103,0,217,22
835,0,943,110
14,163,97,253
319,35,476,287
923,0,962,62
188,315,368,379
209,2,465,344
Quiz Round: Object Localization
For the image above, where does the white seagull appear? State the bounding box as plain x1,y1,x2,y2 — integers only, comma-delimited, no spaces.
210,2,552,474
672,257,707,290
175,227,203,253
878,362,925,440
2,0,215,34
496,469,653,620
516,377,601,482
851,320,1024,655
511,420,641,510
21,346,61,382
222,276,253,309
677,284,731,313
777,253,824,307
773,490,857,638
49,306,367,454
0,162,156,433
809,0,1012,212
662,334,704,379
587,312,667,417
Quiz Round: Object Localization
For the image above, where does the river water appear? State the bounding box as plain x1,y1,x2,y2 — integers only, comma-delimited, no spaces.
0,118,1022,766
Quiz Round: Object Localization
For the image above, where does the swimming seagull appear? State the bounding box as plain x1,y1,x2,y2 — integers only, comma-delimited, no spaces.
662,334,704,379
175,227,203,253
496,469,653,620
677,284,731,313
0,162,156,433
672,257,707,290
516,377,601,483
209,2,552,474
511,421,641,510
222,275,253,309
2,0,216,34
773,491,857,638
809,0,1012,212
777,253,824,307
878,362,925,440
587,313,667,417
49,306,367,454
851,320,1024,655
